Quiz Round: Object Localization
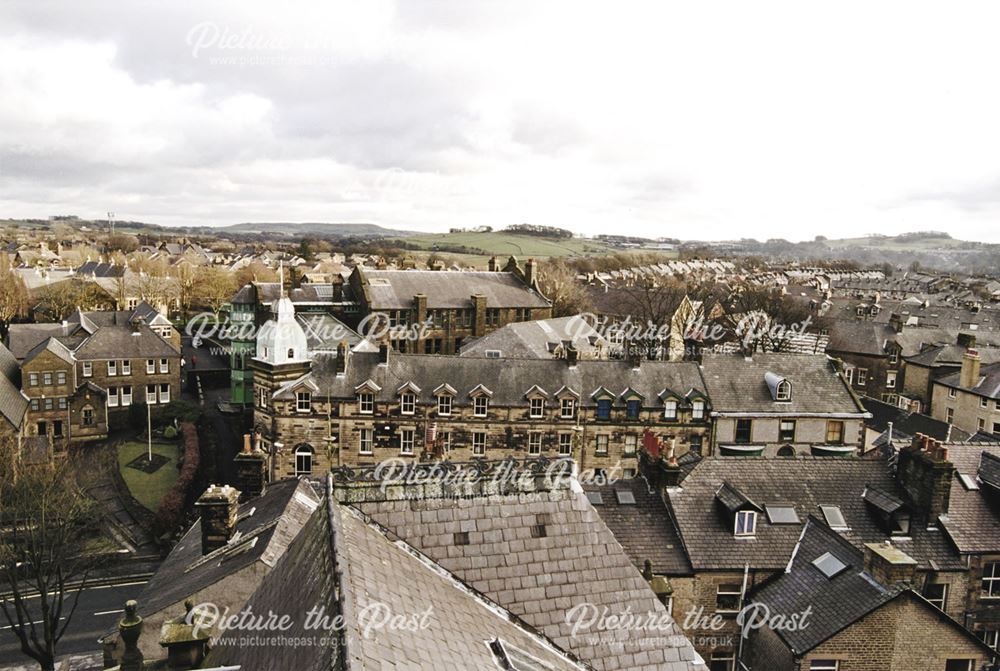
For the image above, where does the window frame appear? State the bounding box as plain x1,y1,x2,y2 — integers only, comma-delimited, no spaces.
982,561,1000,599
472,431,487,455
146,359,155,374
400,392,416,415
715,584,742,615
473,396,489,418
735,510,757,537
82,362,92,378
691,399,705,420
558,433,573,456
437,394,452,416
296,391,311,413
663,399,678,420
923,582,948,611
529,397,544,419
359,428,373,455
528,431,542,455
560,397,575,419
595,434,609,456
400,429,415,456
358,392,375,415
826,420,845,445
734,418,753,444
779,419,796,443
294,446,313,476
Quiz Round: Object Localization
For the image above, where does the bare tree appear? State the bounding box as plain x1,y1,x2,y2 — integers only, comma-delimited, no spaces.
537,259,592,317
194,266,237,314
0,458,99,671
0,254,29,337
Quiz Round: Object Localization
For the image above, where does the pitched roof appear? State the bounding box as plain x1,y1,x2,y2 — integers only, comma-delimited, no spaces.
586,479,693,576
667,457,959,571
299,351,707,408
0,341,27,431
700,353,865,415
360,268,550,309
937,361,1000,399
73,323,180,360
941,444,1000,554
207,484,589,671
129,479,320,624
355,482,704,670
749,518,908,655
825,320,895,357
460,315,609,359
861,397,962,443
6,323,79,360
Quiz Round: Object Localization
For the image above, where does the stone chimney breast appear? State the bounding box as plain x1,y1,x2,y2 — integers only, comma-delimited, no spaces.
195,484,241,555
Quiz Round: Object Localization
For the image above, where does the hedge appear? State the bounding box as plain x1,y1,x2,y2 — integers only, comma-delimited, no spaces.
153,422,201,537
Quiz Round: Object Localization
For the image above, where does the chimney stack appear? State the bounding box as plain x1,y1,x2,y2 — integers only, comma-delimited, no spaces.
889,313,904,334
960,348,982,389
896,433,954,526
524,258,537,287
195,485,240,555
863,542,917,586
566,345,579,368
488,256,498,272
957,332,977,349
233,434,267,501
335,340,349,376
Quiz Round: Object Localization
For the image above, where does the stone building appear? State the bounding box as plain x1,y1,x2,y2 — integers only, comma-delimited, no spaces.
701,353,869,457
8,303,182,450
347,257,552,354
590,444,978,667
930,349,1000,436
743,518,996,671
251,333,712,481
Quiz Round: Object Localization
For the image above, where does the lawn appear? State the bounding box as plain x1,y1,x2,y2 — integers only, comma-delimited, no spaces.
117,441,180,512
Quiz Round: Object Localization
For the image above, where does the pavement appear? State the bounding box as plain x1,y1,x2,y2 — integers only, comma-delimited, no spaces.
0,579,149,664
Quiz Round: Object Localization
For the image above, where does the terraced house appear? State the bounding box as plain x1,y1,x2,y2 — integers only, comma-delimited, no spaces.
347,256,552,354
701,353,869,457
249,289,712,478
7,302,182,452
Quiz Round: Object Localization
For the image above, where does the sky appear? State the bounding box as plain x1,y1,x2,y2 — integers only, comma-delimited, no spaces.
2,1,1000,242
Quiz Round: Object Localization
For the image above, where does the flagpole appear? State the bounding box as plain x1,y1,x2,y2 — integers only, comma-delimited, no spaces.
147,401,152,462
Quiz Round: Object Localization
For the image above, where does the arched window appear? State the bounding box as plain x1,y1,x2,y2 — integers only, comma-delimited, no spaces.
777,445,796,458
776,381,791,401
287,348,295,359
295,444,314,476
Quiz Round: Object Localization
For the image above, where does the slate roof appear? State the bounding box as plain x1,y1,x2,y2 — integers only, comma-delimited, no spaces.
667,457,960,571
861,397,964,443
941,444,1000,554
748,518,909,655
357,486,705,671
585,479,693,576
208,484,589,671
905,343,1000,368
825,321,895,357
73,323,180,360
700,353,865,416
7,323,78,360
291,351,707,409
127,479,320,626
75,261,125,278
0,341,27,431
360,269,550,310
295,312,366,352
460,315,609,359
937,361,1000,399
22,337,75,367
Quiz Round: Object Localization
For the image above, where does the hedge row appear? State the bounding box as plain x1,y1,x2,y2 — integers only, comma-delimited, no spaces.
153,422,201,537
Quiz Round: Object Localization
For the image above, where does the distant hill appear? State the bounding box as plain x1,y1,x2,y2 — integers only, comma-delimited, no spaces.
221,222,417,237
386,230,634,258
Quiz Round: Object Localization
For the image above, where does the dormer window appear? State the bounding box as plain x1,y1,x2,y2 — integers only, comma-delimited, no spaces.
691,399,705,420
358,392,374,414
529,397,544,418
735,510,757,537
663,399,678,420
775,381,791,401
400,393,415,415
296,391,311,413
560,398,575,419
596,399,612,420
437,395,452,416
473,396,489,417
626,399,641,420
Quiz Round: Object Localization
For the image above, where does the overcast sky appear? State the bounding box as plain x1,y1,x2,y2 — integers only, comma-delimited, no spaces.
2,1,1000,242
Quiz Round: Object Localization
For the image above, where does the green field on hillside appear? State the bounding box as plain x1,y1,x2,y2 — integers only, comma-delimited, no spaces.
390,231,661,258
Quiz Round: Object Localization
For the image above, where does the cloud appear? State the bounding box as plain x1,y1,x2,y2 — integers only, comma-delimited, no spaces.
2,1,1000,241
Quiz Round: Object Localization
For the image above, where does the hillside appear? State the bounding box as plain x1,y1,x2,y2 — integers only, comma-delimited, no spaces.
388,231,632,258
222,222,416,237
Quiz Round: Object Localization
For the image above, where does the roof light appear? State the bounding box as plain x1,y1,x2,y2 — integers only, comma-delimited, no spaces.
819,505,848,530
812,551,848,579
765,504,800,524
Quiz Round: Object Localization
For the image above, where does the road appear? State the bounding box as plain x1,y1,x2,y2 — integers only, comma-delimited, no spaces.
0,579,148,663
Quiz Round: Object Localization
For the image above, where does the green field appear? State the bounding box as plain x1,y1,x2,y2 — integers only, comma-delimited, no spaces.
387,231,682,261
117,441,180,512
